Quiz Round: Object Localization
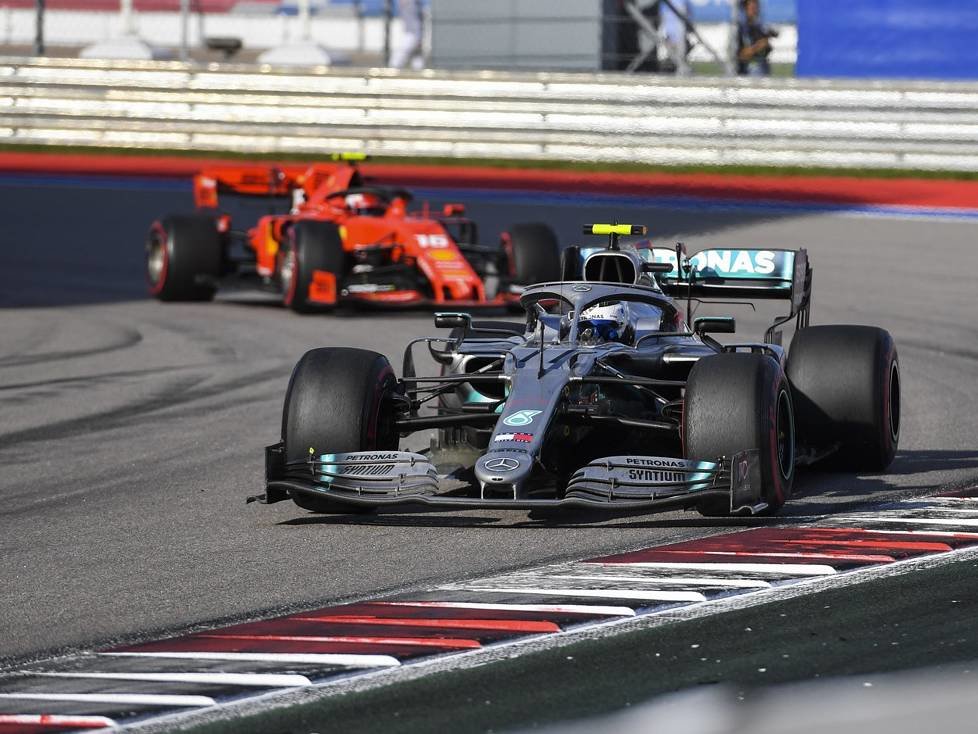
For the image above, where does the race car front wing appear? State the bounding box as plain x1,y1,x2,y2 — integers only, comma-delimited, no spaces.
257,445,767,514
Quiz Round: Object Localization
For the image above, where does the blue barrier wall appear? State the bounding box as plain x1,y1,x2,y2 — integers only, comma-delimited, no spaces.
797,0,978,80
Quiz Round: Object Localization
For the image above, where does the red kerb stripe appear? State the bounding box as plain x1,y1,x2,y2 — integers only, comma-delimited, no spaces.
293,616,560,633
197,633,481,650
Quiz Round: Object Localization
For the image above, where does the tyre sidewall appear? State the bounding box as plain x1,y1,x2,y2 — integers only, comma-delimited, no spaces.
787,325,899,470
685,353,794,513
507,222,561,286
282,220,345,312
148,215,223,301
282,348,397,465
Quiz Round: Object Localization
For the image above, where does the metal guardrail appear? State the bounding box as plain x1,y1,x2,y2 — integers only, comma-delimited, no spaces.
4,56,978,170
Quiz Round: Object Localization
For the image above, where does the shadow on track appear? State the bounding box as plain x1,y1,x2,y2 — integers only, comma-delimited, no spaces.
278,510,788,531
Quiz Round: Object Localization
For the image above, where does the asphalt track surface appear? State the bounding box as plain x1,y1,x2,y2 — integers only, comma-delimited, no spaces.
1,174,977,669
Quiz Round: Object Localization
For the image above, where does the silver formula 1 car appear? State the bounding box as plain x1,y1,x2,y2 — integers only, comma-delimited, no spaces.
257,224,900,517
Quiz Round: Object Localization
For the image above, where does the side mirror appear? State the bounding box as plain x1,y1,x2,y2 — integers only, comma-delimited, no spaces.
434,312,472,330
642,262,674,273
694,316,736,335
443,203,465,216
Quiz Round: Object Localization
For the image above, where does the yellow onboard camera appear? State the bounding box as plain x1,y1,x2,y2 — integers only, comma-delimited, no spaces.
584,223,647,250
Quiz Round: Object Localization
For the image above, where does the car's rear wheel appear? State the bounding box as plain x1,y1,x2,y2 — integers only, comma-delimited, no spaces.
684,353,794,516
282,347,398,513
506,223,561,287
146,214,224,301
786,325,899,471
281,220,346,313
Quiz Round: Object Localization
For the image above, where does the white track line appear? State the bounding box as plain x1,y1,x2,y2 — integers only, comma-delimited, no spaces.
378,601,636,616
0,692,214,707
0,714,117,727
860,529,978,539
541,574,772,589
842,517,978,527
451,587,706,602
30,672,312,687
591,561,838,575
100,652,399,667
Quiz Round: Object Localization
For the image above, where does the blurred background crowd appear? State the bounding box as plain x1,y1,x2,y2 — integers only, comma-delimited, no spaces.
2,0,974,82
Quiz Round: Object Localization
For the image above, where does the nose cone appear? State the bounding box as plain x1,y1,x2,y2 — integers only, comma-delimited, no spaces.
475,453,533,497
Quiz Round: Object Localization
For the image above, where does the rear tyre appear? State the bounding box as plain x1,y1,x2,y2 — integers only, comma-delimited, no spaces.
281,220,346,313
146,214,224,301
684,353,795,516
282,347,398,513
507,223,561,286
560,245,583,281
786,325,899,471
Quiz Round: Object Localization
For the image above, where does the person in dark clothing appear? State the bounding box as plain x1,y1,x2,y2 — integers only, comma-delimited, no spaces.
737,0,778,76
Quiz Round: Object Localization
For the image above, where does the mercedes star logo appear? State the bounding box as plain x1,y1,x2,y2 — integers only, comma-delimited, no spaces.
484,457,520,472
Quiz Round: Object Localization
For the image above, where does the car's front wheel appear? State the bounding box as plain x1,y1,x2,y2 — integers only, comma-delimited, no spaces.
281,220,346,313
684,352,795,516
282,347,398,513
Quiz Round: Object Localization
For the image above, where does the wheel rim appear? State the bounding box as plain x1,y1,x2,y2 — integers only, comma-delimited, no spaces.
280,246,296,304
146,234,166,287
775,388,794,479
888,361,901,442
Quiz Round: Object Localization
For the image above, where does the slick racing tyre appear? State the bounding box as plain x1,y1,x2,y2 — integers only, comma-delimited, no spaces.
786,325,899,471
506,223,561,286
684,353,795,516
282,348,398,513
560,245,583,281
281,220,345,313
146,215,224,301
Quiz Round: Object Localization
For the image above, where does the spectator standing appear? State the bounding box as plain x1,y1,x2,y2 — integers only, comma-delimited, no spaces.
390,0,424,69
660,0,691,72
736,0,777,76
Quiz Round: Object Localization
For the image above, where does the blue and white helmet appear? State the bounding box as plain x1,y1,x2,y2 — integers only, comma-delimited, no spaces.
580,301,628,342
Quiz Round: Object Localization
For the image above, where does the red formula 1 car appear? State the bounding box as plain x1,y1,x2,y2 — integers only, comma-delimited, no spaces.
146,155,561,311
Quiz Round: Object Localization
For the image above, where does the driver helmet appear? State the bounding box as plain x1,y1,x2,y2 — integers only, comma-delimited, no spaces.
344,191,384,214
580,301,628,342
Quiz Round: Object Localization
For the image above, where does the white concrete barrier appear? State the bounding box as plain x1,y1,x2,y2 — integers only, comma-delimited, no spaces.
3,56,978,170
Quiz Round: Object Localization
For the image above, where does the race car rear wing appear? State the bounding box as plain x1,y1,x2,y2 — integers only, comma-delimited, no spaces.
192,154,369,209
647,246,812,345
193,165,308,208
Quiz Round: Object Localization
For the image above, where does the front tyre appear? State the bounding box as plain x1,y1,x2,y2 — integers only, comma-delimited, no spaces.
281,220,346,313
282,347,398,513
684,353,795,516
146,215,224,301
786,325,899,471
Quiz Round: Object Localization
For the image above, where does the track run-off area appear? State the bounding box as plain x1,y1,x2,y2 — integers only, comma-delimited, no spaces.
0,168,977,732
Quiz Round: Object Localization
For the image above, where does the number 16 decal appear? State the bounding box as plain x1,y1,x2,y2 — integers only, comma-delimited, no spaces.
416,234,450,248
